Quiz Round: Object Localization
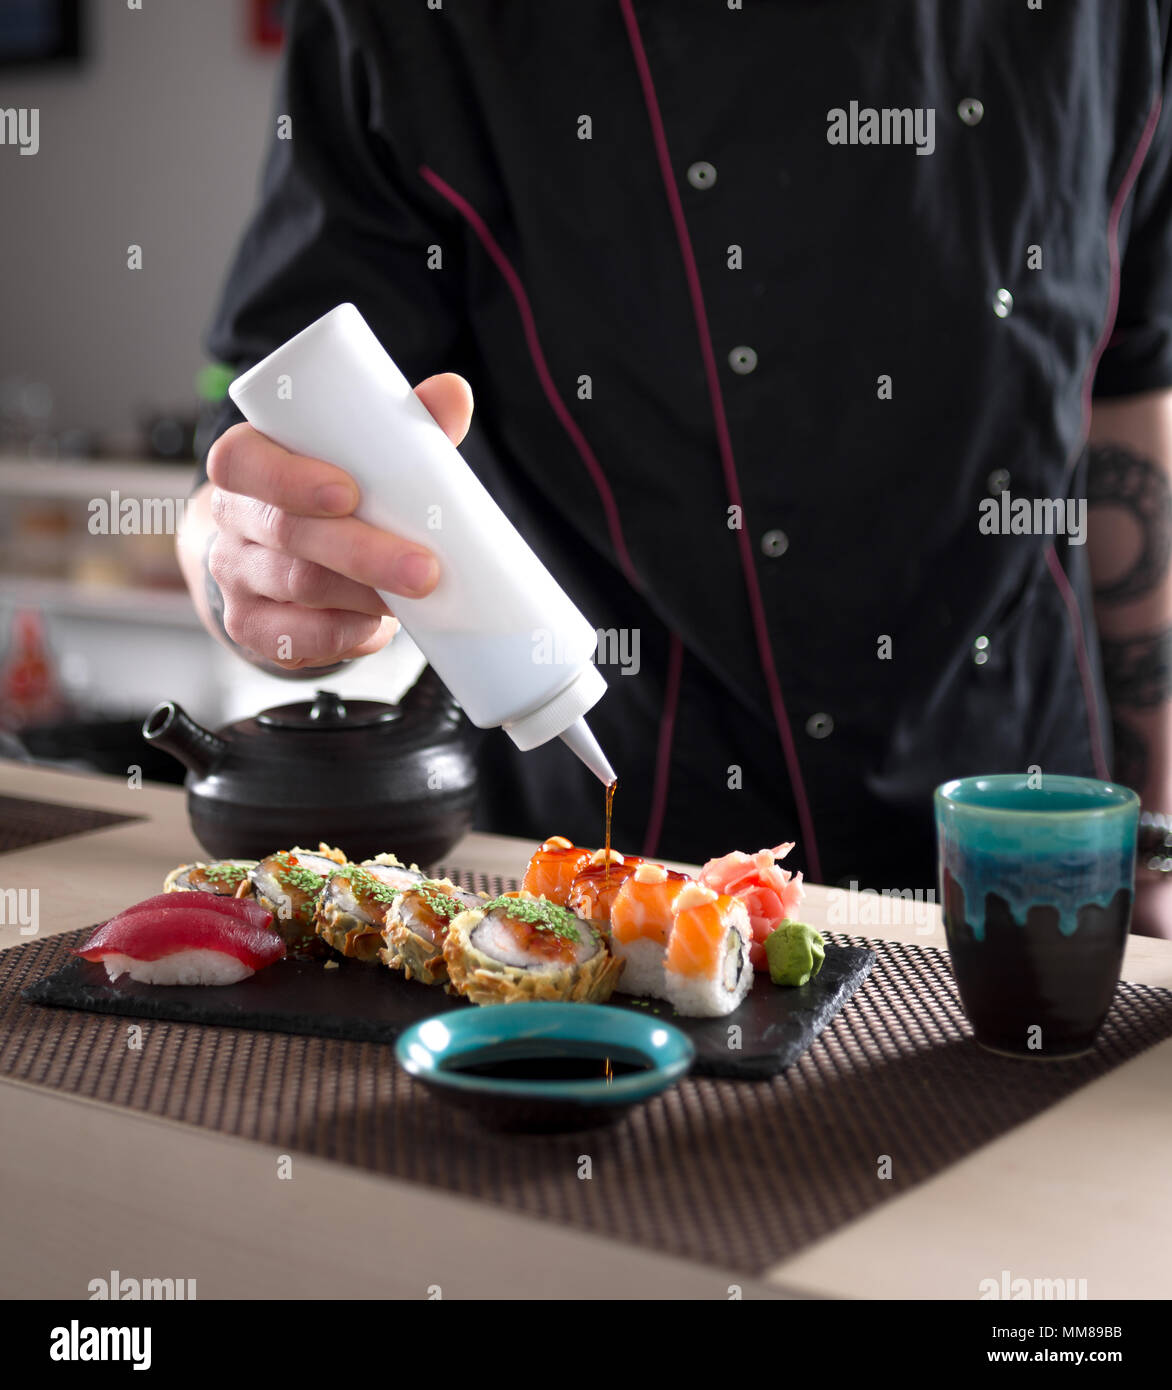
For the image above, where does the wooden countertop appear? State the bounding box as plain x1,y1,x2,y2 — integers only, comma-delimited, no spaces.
1,760,1169,1299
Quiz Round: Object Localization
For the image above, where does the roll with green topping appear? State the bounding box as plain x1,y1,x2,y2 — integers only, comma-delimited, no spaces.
163,860,258,897
249,845,347,959
315,857,424,960
379,878,483,984
442,893,625,1006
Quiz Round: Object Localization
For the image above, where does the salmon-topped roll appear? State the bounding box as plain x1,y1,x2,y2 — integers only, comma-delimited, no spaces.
608,862,690,997
567,849,642,924
520,836,594,907
663,882,754,1016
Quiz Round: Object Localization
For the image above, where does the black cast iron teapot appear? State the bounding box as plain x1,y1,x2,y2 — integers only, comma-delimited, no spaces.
142,666,478,865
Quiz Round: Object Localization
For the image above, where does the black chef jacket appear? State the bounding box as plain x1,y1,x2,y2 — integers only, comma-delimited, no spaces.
198,0,1172,892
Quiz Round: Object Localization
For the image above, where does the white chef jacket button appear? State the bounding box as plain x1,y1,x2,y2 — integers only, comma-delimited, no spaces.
987,467,1010,494
728,345,757,374
761,529,789,557
806,712,834,739
973,635,990,666
686,161,717,189
958,97,984,126
994,288,1014,317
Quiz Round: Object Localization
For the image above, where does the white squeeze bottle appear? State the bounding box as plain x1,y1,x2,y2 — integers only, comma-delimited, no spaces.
228,302,616,785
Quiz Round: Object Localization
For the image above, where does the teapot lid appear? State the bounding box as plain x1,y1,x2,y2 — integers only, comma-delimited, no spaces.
255,689,400,731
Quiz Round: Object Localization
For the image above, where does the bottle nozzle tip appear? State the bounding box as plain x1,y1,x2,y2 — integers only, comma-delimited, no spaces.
559,717,615,787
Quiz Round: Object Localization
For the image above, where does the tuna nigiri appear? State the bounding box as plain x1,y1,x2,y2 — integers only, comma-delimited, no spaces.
520,837,595,907
77,896,284,986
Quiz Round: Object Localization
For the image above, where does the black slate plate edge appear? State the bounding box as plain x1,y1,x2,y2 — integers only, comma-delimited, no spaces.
686,946,875,1078
19,929,877,1080
21,952,409,1046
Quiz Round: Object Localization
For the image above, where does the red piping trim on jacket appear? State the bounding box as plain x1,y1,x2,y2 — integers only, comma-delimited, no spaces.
618,0,823,882
418,164,641,592
417,161,681,850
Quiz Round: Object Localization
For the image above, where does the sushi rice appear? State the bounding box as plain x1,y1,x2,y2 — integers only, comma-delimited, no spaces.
97,949,256,987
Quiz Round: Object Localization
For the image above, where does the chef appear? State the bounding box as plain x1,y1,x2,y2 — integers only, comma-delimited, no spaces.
177,0,1172,936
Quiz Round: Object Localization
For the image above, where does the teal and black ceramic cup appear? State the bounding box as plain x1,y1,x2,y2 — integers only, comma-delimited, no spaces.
935,774,1139,1059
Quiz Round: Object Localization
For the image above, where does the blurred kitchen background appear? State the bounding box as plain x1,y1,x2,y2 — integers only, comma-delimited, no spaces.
0,0,425,780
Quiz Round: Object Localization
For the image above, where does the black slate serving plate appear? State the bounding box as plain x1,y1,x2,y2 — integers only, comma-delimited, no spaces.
23,934,874,1079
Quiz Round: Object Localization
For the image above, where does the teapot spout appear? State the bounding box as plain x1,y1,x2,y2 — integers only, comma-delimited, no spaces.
142,701,226,777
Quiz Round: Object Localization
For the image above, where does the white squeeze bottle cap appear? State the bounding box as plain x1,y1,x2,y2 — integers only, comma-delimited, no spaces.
228,304,616,786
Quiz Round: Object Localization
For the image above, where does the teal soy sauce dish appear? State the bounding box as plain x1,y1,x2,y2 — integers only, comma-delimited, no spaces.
935,773,1139,1058
396,1003,695,1132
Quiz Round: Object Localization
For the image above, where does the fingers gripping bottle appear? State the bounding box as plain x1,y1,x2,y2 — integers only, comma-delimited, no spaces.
228,303,616,785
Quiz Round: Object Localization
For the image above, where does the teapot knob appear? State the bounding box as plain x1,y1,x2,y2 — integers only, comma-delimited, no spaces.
309,689,347,723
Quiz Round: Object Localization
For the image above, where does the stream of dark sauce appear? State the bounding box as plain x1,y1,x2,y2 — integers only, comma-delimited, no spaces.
604,778,617,893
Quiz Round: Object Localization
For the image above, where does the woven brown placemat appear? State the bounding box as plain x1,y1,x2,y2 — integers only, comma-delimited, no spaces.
0,793,143,854
3,866,1172,1276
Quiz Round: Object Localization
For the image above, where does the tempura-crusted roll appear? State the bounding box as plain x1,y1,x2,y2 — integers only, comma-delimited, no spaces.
443,893,624,1005
249,843,348,958
315,857,424,960
163,861,258,897
663,881,754,1017
608,862,690,997
379,878,482,985
566,848,641,924
520,836,594,907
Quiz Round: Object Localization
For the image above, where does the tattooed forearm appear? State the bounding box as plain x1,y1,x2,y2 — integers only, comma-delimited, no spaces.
202,532,347,679
1098,626,1172,709
1086,444,1172,604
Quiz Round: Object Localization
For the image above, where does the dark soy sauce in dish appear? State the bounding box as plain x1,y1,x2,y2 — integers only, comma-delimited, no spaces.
440,1046,652,1083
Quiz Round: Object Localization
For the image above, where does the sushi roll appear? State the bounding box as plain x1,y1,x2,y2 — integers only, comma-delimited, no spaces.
249,844,348,958
608,862,690,997
315,856,425,960
76,893,283,986
567,849,642,924
379,878,483,985
520,836,594,907
442,893,624,1005
662,881,754,1017
163,860,257,897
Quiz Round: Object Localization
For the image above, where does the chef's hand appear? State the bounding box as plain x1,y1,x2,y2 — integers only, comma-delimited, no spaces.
178,374,473,671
